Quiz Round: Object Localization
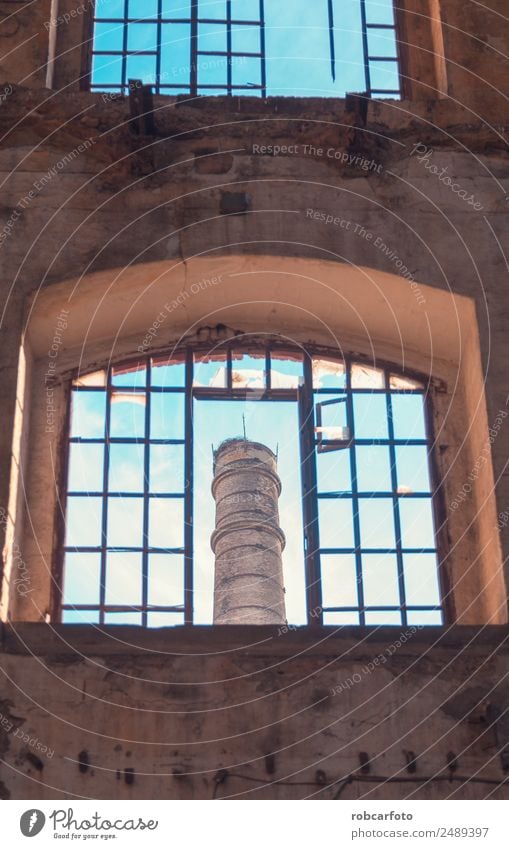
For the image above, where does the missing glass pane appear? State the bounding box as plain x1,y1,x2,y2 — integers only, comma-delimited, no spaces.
312,357,346,389
90,1,401,98
70,391,107,439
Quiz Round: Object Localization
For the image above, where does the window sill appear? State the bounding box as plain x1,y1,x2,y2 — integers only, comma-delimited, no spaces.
2,622,508,659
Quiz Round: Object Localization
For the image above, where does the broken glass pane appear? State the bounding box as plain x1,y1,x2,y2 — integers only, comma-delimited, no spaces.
351,363,385,388
389,373,424,390
312,357,346,389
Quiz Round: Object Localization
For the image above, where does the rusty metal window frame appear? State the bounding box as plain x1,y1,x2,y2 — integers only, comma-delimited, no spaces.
359,0,401,98
88,0,266,97
56,344,446,627
85,1,402,99
311,360,444,627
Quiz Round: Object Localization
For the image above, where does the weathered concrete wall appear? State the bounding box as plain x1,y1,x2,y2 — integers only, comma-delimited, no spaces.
0,0,508,803
1,624,509,800
0,0,51,88
1,90,507,619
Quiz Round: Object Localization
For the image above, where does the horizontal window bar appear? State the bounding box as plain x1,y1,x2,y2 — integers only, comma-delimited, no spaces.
62,605,185,612
317,491,432,499
193,389,297,400
93,51,158,56
313,389,425,395
149,387,186,393
89,85,185,90
64,546,186,554
197,51,262,58
68,442,186,449
319,548,437,555
322,606,442,613
194,84,264,90
71,384,144,391
67,492,185,499
313,439,429,447
94,17,262,25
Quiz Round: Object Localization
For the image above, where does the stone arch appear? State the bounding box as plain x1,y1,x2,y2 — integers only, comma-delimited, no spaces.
2,254,506,625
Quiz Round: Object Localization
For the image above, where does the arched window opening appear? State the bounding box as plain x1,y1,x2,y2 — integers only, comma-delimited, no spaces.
89,0,401,98
58,342,444,627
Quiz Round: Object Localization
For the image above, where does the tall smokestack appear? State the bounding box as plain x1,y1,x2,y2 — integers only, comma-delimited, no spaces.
211,439,286,625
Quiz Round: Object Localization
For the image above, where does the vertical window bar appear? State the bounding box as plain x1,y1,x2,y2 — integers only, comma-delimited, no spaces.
346,361,365,626
99,367,113,624
156,0,163,94
359,0,372,97
386,377,408,627
227,347,233,390
385,1,403,97
394,16,404,99
141,358,151,627
226,0,232,96
122,0,129,94
53,385,73,620
423,387,451,623
327,0,336,82
265,349,271,390
259,0,266,97
301,354,323,624
80,0,96,91
190,0,198,95
184,349,194,624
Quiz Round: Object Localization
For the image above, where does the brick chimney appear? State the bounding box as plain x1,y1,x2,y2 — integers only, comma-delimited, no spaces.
211,439,286,624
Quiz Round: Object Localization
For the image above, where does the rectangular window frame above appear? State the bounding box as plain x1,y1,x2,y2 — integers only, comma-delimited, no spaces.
85,0,267,97
81,0,404,99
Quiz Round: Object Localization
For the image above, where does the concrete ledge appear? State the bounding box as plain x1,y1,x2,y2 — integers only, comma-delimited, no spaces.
2,623,509,659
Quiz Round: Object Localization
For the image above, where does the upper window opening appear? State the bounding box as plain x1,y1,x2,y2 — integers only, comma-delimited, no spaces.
59,344,443,628
90,0,401,98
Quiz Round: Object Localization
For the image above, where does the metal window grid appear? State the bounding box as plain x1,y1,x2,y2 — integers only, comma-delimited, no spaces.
87,1,401,99
315,364,439,627
90,0,266,96
360,0,402,97
58,346,444,626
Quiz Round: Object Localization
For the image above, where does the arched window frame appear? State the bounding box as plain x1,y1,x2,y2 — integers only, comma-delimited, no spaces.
53,341,450,628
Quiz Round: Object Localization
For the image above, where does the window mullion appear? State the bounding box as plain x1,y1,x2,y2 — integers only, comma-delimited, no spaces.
260,0,266,97
141,358,151,627
99,367,113,625
346,366,365,626
190,0,198,94
359,0,372,97
156,0,162,95
226,0,232,95
184,349,194,625
386,380,408,627
300,355,322,624
122,0,129,93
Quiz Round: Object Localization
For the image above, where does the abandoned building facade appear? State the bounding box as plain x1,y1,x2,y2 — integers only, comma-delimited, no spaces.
0,0,509,800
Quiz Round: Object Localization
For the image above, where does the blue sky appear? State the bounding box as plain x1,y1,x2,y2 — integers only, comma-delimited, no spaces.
193,397,306,624
92,0,399,96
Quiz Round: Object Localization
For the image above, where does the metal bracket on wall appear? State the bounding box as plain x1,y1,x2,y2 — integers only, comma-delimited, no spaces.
486,703,509,772
128,79,155,136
